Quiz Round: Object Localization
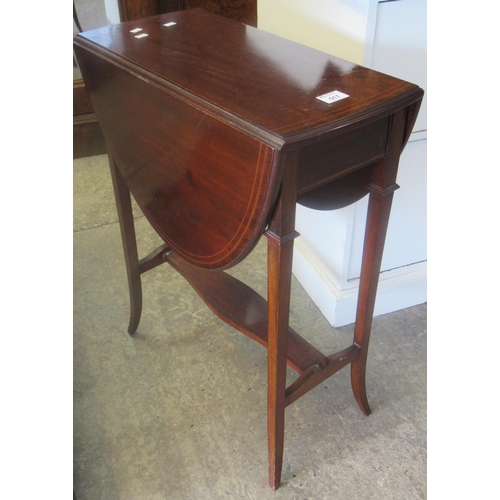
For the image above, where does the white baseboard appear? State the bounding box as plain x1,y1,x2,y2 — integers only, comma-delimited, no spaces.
292,240,427,327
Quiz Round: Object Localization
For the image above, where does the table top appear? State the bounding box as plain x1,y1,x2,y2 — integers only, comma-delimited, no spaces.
74,9,423,270
75,8,422,148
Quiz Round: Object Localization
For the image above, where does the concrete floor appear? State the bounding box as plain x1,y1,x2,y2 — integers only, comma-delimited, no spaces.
74,154,427,499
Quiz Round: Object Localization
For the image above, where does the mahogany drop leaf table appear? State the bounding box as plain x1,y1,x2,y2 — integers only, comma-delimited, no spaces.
74,8,423,490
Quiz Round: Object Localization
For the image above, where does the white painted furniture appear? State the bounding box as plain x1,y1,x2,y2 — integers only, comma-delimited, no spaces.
258,0,427,325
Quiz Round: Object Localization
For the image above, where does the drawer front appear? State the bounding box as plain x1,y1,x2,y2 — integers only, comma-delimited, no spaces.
297,117,389,195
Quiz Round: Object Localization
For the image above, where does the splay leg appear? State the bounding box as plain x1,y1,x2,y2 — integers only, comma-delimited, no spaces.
351,110,406,416
108,154,143,334
351,186,395,416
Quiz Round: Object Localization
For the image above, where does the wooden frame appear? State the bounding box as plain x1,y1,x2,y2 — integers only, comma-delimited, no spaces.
74,8,422,490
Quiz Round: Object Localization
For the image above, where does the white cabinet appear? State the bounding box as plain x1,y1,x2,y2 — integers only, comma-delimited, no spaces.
258,0,427,326
367,0,427,139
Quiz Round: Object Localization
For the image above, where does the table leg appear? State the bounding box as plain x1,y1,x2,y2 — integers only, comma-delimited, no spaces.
265,153,299,490
351,109,407,415
108,154,142,334
266,233,294,489
351,183,397,415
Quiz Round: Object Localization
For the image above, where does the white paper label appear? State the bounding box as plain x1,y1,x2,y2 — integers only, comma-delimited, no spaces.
163,22,177,27
130,28,142,33
134,33,149,39
316,90,349,104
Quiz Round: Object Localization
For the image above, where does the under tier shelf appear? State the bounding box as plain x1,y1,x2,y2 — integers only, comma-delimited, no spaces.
164,250,328,375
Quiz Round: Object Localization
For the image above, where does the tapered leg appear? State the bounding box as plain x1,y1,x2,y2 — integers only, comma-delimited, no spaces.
266,233,294,489
265,152,299,490
108,154,142,334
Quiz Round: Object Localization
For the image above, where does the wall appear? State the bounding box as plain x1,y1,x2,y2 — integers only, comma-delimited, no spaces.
258,0,370,63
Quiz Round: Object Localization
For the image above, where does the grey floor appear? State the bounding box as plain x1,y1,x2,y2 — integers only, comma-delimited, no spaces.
74,154,427,499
